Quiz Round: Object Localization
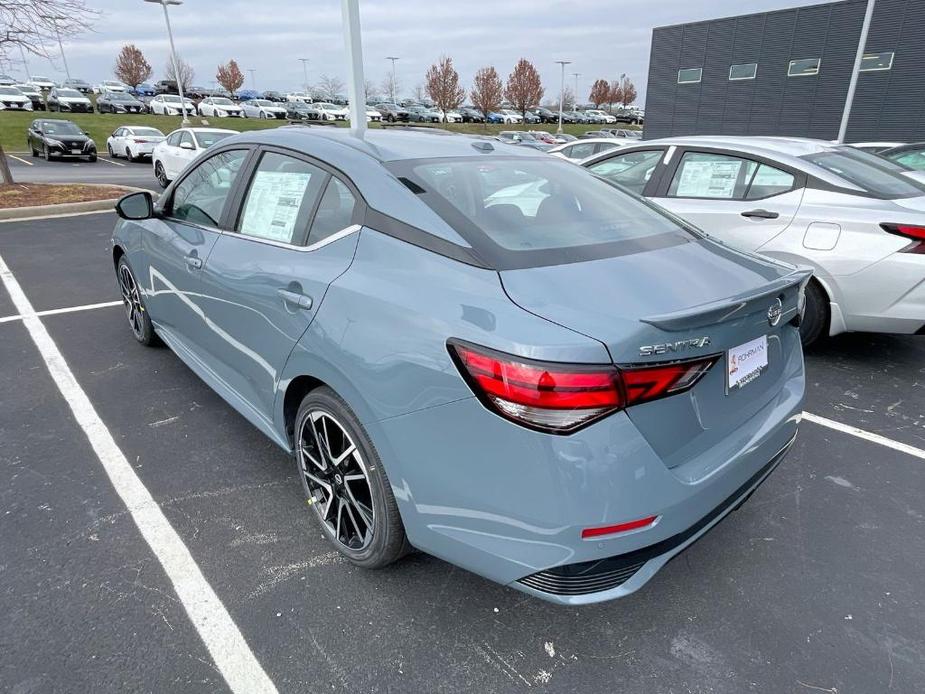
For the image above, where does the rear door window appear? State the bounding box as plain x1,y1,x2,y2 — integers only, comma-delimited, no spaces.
564,142,596,159
307,178,358,245
587,150,664,194
237,152,327,245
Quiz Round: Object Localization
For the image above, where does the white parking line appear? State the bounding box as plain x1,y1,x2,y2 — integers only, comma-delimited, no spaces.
97,156,126,167
0,299,123,324
6,154,33,166
0,252,278,694
803,411,925,460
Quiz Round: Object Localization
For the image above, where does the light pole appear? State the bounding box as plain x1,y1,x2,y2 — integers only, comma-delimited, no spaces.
144,0,190,126
838,0,876,143
555,60,571,133
54,26,71,80
572,72,580,108
342,0,366,137
248,68,257,92
386,56,399,102
299,58,310,94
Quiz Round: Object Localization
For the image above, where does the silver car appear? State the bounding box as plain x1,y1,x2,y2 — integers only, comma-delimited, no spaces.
582,136,925,344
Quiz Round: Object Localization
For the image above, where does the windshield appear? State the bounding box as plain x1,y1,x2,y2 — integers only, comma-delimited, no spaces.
802,148,925,198
193,131,232,148
163,95,183,103
212,98,234,105
0,87,23,95
109,93,133,100
253,100,272,106
132,127,164,137
41,121,82,136
389,156,692,268
57,89,83,98
33,76,51,82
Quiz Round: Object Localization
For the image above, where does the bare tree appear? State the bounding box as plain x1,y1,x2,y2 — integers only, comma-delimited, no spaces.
412,83,425,103
114,44,152,89
364,79,379,102
0,0,100,184
380,72,399,103
504,58,544,124
619,75,637,108
425,55,465,120
470,66,503,121
216,59,244,97
165,57,195,93
589,79,610,109
317,74,345,102
607,79,624,113
560,86,575,112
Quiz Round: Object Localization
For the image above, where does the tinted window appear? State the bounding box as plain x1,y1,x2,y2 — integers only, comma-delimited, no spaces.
802,149,925,199
588,150,664,194
238,153,327,245
171,150,248,226
40,121,81,136
746,164,796,199
166,131,181,146
788,58,820,77
668,152,758,199
394,157,686,257
308,178,357,245
564,142,596,159
193,131,232,148
887,148,925,171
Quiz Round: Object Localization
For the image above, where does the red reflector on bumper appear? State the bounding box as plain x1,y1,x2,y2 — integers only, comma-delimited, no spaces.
581,515,658,539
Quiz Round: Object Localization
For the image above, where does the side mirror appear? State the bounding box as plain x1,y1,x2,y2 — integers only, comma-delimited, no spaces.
179,141,195,150
115,191,154,221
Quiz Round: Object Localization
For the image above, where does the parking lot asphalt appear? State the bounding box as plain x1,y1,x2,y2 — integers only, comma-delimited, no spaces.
6,154,159,191
1,212,924,694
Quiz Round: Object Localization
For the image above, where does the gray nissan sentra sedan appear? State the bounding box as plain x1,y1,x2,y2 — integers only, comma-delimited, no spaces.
111,127,809,604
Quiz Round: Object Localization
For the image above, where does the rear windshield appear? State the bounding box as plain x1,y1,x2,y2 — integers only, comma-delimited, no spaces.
132,127,164,137
802,148,925,198
387,156,692,269
193,131,232,148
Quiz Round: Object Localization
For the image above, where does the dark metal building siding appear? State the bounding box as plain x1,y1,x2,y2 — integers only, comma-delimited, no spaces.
644,0,925,142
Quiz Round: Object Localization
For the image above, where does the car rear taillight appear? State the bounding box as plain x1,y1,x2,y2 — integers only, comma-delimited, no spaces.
133,138,149,143
881,223,925,253
449,341,717,433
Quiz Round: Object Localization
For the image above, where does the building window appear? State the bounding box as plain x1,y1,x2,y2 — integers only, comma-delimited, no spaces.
788,58,820,77
860,51,894,72
729,63,758,80
677,68,702,84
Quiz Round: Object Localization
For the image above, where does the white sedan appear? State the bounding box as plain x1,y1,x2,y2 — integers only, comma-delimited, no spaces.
107,126,165,161
198,97,244,118
149,94,198,117
549,138,627,162
241,99,287,119
312,102,349,121
0,86,33,111
96,80,127,94
441,110,463,123
582,135,925,345
365,105,382,122
152,127,236,188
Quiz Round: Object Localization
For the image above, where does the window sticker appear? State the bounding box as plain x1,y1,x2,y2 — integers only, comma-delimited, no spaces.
675,160,742,198
240,171,312,243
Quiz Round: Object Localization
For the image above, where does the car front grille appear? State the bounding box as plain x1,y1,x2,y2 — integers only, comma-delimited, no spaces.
1,100,25,109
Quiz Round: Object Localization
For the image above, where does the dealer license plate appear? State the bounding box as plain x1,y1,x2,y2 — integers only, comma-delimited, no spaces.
727,335,768,391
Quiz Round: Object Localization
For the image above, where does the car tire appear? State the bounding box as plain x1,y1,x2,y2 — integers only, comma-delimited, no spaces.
88,153,97,163
799,280,829,348
126,147,135,162
30,143,38,157
107,143,115,157
386,114,394,122
155,161,170,189
295,386,410,569
116,256,160,347
42,145,51,161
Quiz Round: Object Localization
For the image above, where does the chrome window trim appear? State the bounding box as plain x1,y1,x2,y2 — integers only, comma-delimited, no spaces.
224,223,361,252
859,51,894,72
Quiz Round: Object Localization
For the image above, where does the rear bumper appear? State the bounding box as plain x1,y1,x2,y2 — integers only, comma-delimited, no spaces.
374,339,804,604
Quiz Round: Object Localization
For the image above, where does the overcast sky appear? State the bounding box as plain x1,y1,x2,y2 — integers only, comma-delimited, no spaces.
15,0,815,104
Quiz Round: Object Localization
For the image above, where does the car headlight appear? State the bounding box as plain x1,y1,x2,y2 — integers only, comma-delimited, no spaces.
46,138,65,148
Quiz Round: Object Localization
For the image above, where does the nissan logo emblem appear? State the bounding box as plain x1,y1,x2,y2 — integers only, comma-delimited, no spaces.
767,299,783,327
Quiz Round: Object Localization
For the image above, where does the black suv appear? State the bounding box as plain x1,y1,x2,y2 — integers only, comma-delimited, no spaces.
458,107,485,123
27,119,97,162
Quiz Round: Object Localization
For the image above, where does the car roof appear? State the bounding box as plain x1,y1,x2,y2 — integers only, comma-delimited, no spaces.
223,125,547,163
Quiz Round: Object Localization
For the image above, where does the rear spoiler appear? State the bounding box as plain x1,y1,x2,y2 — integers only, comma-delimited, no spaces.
640,268,813,331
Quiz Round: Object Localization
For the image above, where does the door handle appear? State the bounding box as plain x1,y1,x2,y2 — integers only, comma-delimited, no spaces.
277,288,313,310
741,209,780,220
185,255,202,269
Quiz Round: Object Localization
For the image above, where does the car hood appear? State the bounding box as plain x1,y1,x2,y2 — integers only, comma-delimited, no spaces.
46,133,90,143
499,236,807,363
59,96,91,102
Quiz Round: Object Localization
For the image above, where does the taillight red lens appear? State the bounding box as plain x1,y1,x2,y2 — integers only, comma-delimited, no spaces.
449,341,717,433
581,515,658,539
881,223,925,253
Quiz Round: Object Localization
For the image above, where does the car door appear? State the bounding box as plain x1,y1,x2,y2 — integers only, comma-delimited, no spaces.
651,149,805,252
168,131,197,179
111,128,126,153
142,147,251,350
196,148,363,424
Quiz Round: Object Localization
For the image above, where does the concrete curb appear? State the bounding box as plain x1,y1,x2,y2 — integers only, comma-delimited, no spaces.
0,184,152,222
